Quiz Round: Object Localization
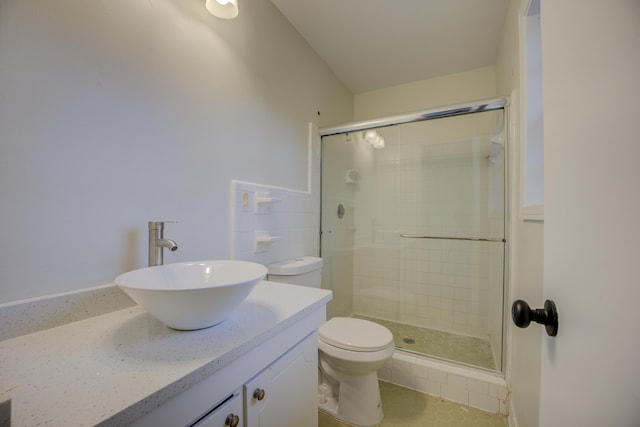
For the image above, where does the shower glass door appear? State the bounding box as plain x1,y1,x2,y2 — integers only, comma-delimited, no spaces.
320,109,506,372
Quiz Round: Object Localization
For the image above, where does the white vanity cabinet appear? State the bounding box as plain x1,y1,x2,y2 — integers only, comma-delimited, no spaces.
243,331,317,426
189,333,317,427
129,312,324,427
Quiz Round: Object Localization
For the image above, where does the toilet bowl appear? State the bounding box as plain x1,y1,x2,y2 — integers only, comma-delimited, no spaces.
317,317,394,427
267,257,395,427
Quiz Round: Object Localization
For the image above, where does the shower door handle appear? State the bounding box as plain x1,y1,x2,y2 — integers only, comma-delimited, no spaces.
511,299,558,337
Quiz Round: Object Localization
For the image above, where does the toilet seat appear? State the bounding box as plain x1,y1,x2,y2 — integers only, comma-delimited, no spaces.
318,317,393,352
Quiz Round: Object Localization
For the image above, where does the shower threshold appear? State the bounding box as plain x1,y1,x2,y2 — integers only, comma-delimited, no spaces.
354,315,497,371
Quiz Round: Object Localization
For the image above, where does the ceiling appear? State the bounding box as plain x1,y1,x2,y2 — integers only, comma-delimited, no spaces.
271,0,510,94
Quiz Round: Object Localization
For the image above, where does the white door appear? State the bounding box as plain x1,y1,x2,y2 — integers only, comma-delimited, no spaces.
539,1,640,426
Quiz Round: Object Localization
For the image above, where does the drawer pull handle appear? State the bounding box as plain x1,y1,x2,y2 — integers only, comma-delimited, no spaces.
253,388,266,401
225,413,240,427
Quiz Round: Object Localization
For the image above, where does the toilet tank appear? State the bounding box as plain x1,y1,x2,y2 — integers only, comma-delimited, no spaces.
267,257,323,288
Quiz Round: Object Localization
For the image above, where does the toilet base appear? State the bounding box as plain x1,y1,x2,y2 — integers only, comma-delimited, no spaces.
318,369,383,427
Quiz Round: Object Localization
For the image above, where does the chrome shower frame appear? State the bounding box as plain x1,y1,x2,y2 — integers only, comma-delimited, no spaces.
318,96,512,374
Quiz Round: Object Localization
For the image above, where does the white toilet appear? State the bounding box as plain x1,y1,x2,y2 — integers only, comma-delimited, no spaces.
267,257,394,427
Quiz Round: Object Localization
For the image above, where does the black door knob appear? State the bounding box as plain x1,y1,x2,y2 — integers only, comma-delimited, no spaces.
511,299,558,336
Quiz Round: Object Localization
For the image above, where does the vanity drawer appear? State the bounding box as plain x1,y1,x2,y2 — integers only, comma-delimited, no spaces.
190,390,242,427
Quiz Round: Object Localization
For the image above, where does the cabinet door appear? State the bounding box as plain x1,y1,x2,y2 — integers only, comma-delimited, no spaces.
244,333,318,427
192,390,243,427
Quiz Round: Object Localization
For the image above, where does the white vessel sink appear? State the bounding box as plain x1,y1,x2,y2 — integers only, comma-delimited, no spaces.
115,260,267,330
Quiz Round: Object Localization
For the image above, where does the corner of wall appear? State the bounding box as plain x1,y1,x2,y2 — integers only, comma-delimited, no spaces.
229,123,321,266
353,66,499,121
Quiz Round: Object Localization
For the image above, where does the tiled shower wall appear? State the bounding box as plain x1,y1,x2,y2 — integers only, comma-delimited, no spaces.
350,111,505,356
354,240,502,338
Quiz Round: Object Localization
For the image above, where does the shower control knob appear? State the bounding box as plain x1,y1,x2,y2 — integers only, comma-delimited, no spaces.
253,388,266,401
512,299,558,337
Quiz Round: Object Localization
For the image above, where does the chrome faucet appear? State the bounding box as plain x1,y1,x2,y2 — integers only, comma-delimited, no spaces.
148,221,178,267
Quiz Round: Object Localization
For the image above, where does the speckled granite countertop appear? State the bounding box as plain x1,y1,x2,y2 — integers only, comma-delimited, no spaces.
0,281,331,426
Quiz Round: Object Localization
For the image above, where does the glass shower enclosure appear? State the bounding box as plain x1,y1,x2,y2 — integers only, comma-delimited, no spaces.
320,100,507,372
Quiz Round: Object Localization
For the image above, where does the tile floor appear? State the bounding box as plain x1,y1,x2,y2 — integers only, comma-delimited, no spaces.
355,315,496,371
319,381,507,427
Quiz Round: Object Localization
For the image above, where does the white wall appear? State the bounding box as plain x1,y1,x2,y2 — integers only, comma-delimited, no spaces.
0,0,353,303
496,1,544,426
354,66,498,121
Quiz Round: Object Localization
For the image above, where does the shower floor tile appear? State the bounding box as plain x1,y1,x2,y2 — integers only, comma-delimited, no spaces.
355,315,496,370
319,381,507,427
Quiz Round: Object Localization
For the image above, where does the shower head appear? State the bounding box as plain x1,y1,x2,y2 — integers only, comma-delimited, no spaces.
363,129,385,149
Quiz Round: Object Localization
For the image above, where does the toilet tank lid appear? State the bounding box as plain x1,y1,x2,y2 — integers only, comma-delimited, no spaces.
267,256,323,275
